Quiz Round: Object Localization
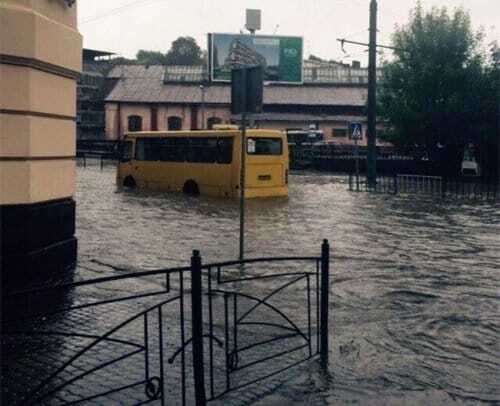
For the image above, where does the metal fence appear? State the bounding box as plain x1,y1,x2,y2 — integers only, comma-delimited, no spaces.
2,241,330,406
348,173,499,201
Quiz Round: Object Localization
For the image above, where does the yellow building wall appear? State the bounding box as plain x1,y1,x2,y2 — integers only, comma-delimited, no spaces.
0,0,81,205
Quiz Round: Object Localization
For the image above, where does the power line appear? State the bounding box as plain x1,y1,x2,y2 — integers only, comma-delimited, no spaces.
79,0,161,25
337,38,406,53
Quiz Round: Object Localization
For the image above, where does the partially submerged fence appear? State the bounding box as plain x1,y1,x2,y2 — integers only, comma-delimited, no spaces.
348,173,499,201
77,139,118,169
2,241,331,406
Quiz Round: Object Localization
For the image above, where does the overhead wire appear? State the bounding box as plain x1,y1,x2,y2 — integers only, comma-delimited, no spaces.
79,0,162,25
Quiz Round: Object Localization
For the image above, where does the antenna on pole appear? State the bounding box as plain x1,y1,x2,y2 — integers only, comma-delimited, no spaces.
245,9,261,35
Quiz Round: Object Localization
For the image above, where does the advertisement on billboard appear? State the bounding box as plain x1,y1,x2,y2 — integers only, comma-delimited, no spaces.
209,33,303,83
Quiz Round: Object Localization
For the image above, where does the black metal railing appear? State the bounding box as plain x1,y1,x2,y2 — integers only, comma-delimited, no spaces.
2,240,331,406
348,173,499,202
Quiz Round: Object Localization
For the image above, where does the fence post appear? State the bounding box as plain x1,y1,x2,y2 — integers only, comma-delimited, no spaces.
320,239,330,369
100,155,104,170
393,174,398,195
441,176,447,198
83,154,86,168
191,250,206,406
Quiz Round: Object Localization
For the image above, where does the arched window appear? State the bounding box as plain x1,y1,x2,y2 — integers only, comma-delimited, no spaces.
128,115,142,132
207,117,222,130
168,116,182,130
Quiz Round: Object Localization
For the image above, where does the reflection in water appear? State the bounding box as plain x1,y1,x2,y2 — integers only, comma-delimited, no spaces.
75,166,499,404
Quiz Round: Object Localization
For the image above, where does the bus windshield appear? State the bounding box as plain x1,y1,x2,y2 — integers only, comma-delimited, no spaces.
247,138,282,155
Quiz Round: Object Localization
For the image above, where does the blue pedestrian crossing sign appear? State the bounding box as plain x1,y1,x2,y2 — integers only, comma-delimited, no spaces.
349,122,363,140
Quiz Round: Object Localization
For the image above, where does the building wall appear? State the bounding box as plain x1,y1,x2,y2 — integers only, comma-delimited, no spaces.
104,102,383,145
196,106,232,129
1,0,81,288
105,103,233,138
157,105,191,131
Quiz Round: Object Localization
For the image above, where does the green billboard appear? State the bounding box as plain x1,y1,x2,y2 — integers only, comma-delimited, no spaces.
209,33,303,83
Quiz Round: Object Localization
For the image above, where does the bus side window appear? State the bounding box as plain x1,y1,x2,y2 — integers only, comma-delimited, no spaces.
119,141,133,162
160,138,187,162
136,138,161,161
188,137,217,163
217,137,233,164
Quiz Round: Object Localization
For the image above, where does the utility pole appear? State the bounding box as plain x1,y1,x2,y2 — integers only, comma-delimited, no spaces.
367,0,378,186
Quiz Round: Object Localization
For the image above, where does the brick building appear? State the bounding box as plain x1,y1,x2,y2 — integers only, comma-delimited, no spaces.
105,60,386,145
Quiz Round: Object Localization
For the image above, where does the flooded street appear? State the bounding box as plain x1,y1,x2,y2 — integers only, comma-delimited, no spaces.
75,164,500,404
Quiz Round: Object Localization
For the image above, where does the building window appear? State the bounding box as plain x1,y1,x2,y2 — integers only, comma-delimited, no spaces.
207,117,222,130
168,116,182,130
332,128,348,138
128,115,143,132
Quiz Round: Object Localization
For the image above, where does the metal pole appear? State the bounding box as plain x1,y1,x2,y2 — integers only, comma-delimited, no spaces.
355,138,360,192
367,0,378,186
320,239,330,368
239,111,247,261
200,85,206,130
191,250,206,406
239,69,247,261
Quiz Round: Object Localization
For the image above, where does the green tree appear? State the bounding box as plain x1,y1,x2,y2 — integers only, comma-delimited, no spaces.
378,3,496,176
136,50,167,65
165,37,204,65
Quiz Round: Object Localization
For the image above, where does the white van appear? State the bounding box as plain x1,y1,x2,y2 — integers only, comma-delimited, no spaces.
461,148,480,177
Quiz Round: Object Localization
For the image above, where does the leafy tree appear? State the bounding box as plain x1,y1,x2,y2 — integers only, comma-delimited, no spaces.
378,3,497,176
165,37,204,65
136,50,167,65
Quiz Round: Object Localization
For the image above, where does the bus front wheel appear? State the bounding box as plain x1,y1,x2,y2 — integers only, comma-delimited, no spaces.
123,176,136,188
183,180,199,196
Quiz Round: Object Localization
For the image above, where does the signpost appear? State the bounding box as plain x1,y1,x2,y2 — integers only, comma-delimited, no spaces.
231,66,263,260
349,122,363,191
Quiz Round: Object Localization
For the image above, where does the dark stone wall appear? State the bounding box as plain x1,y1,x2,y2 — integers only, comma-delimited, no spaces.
1,198,77,291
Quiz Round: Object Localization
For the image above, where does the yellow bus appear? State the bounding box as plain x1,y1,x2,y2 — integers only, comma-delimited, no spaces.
117,127,289,198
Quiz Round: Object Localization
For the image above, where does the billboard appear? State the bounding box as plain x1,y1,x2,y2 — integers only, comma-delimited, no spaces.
209,33,303,83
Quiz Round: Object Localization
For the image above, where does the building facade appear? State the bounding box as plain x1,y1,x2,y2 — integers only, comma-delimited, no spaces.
105,62,387,146
0,0,82,287
77,48,114,139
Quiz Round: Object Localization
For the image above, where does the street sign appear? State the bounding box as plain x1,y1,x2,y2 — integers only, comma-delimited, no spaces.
231,66,263,114
349,122,363,140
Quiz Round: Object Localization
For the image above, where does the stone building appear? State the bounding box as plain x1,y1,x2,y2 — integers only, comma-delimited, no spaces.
105,60,386,146
1,0,81,286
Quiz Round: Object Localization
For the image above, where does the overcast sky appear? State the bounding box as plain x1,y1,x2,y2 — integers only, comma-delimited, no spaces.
78,0,499,65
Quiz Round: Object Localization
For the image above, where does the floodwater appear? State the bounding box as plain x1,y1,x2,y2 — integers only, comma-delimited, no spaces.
75,163,500,405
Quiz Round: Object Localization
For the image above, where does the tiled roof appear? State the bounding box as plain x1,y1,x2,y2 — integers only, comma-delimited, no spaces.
106,79,367,106
232,113,367,122
107,65,165,79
